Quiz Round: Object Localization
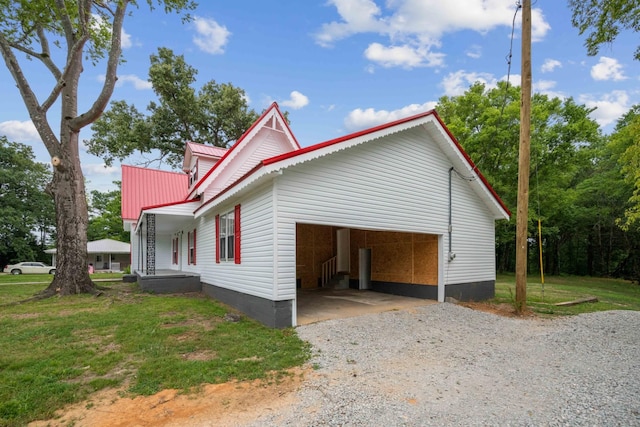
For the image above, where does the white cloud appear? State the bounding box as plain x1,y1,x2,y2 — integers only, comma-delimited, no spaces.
98,74,152,90
466,44,482,59
192,16,231,55
82,163,119,176
0,120,40,142
118,74,152,90
364,43,444,68
530,8,551,42
440,70,497,96
541,58,561,73
281,91,309,110
314,0,385,47
591,56,627,81
533,79,565,99
344,101,437,131
121,28,132,49
315,0,551,69
580,90,630,127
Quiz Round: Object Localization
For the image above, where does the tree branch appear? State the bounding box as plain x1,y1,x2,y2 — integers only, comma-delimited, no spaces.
0,33,60,155
71,1,129,130
54,0,76,47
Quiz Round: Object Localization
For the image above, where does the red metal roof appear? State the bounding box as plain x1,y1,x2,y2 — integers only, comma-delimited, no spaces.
121,165,188,220
186,141,228,158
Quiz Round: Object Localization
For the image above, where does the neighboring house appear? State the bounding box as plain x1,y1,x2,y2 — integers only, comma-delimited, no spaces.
46,238,131,271
121,103,510,327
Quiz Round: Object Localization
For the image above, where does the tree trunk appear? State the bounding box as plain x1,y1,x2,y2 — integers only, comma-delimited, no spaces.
42,130,97,296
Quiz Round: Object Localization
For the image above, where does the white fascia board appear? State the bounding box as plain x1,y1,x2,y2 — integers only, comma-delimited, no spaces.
133,201,199,233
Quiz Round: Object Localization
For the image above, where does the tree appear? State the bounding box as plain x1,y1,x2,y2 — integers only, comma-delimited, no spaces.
0,137,55,268
0,1,195,296
86,47,260,169
88,183,129,243
569,0,640,60
612,105,640,228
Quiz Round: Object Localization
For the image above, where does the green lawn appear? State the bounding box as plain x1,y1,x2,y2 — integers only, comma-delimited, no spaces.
0,272,124,284
495,274,640,315
0,282,310,427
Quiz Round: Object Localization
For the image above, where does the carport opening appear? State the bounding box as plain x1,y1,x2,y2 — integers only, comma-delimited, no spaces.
295,224,439,324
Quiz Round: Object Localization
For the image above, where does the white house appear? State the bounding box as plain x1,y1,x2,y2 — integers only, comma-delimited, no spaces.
121,103,510,327
45,238,131,271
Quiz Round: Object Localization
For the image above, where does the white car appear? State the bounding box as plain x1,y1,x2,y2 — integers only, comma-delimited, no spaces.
3,262,56,275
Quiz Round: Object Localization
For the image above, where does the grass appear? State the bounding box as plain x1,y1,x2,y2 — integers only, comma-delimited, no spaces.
0,272,124,284
494,273,640,316
0,282,310,427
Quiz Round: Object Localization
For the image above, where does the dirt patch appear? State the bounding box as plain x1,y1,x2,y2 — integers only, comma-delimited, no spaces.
29,368,308,427
181,349,217,361
458,301,537,318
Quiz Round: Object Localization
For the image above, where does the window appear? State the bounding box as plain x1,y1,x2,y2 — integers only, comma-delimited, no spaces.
189,161,198,187
216,204,241,263
172,237,179,265
187,229,197,265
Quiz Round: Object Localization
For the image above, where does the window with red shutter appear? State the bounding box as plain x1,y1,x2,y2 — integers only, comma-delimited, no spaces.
217,206,241,263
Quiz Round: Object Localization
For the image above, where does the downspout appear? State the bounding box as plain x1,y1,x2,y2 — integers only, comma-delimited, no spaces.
448,167,456,262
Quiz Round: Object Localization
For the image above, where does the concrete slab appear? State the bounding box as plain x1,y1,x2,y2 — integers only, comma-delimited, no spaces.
296,288,436,326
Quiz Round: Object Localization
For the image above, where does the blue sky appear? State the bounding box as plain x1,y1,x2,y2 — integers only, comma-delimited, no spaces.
1,0,638,193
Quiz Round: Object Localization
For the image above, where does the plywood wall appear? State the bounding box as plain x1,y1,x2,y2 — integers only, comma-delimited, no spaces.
349,230,438,285
297,225,438,288
296,224,335,288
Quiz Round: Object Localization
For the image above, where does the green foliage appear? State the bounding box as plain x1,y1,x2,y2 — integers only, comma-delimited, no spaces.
0,137,55,268
612,105,640,229
88,183,129,242
0,1,197,63
87,47,260,168
569,0,640,61
0,283,310,426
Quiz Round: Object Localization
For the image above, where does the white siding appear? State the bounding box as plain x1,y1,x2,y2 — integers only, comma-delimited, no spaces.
197,158,217,182
130,231,175,272
130,229,138,271
155,234,174,270
176,217,206,275
199,183,276,300
275,127,498,295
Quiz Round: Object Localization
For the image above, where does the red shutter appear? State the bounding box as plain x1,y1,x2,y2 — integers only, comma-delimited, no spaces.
193,228,197,265
215,214,220,264
187,231,191,264
234,204,241,264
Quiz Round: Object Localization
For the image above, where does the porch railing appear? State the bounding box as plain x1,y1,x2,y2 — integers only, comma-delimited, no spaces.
321,256,337,287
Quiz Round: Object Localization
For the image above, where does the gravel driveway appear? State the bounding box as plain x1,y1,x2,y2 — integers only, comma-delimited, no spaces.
249,303,640,426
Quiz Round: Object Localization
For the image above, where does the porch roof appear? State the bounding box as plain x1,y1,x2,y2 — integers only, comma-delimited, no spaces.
134,200,201,234
121,165,189,221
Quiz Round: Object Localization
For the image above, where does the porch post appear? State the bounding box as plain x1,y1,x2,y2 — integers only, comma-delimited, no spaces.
146,214,156,275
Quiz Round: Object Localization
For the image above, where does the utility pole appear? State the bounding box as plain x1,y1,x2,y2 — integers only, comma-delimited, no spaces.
515,0,531,314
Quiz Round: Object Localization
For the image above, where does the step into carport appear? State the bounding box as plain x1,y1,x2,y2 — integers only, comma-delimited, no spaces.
296,288,436,325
